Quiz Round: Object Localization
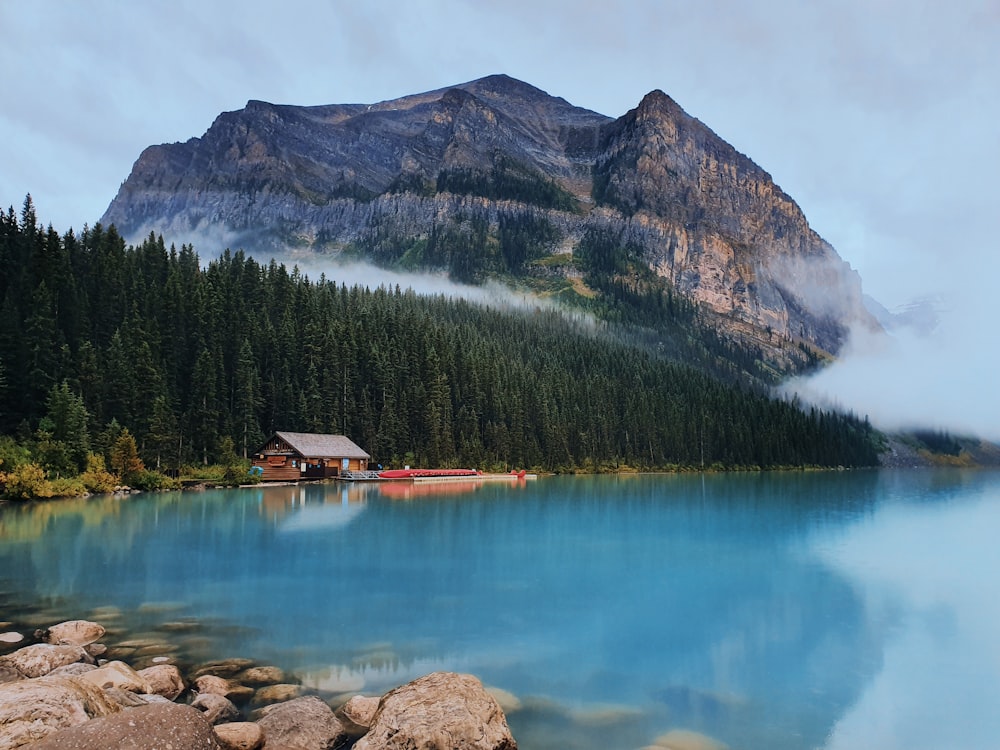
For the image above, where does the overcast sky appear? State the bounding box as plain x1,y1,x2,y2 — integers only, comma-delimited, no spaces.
2,1,997,436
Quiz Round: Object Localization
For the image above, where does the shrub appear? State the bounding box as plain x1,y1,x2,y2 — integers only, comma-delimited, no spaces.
1,463,55,500
130,469,180,492
79,453,117,493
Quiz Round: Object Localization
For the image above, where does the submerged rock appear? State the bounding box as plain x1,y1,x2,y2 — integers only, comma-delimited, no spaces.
336,694,380,738
236,665,285,686
355,671,517,750
251,682,303,707
650,728,729,750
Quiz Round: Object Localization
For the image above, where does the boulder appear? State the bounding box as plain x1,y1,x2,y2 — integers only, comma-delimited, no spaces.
28,701,222,749
0,675,120,750
0,644,90,678
191,691,240,725
355,672,517,750
0,633,24,645
139,663,186,700
215,721,266,750
45,620,106,647
336,694,380,738
75,660,151,693
256,695,349,750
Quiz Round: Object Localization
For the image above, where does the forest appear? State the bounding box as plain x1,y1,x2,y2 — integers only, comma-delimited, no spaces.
0,196,880,496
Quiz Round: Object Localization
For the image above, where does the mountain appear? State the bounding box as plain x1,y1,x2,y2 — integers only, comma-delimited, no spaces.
102,74,878,369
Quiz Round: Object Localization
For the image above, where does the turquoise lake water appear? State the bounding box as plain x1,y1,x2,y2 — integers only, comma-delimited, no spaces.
2,470,1000,749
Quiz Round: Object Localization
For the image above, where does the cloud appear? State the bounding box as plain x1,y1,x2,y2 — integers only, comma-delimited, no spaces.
781,283,1000,441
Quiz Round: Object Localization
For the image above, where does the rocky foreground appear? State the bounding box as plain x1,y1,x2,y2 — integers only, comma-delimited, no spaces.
0,619,516,750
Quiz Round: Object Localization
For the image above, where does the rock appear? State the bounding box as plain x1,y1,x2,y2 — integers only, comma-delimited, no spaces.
236,665,285,686
45,620,106,647
83,643,107,658
103,686,150,708
251,683,303,707
75,660,151,694
214,721,265,750
28,701,222,749
191,691,240,725
0,664,24,684
196,674,232,695
355,672,517,750
336,694,380,738
0,644,90,678
0,633,23,645
192,657,256,679
0,675,120,750
195,674,255,705
256,695,348,750
46,663,98,677
138,663,186,700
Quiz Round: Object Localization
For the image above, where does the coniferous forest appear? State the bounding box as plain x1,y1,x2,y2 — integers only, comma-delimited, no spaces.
0,196,880,491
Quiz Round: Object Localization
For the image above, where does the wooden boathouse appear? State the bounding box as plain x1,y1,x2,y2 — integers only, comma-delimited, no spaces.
251,432,370,482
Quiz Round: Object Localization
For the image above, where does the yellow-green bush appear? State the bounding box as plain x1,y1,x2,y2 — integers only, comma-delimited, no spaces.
1,463,55,500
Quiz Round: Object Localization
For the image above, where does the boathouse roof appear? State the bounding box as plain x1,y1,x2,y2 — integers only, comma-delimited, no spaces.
271,431,371,459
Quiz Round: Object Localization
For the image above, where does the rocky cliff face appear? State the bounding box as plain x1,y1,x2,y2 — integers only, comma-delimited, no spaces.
102,74,877,363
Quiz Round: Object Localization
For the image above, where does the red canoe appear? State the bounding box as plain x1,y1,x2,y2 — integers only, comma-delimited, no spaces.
378,468,482,479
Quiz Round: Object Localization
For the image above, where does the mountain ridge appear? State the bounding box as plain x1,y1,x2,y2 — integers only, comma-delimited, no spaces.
102,74,878,370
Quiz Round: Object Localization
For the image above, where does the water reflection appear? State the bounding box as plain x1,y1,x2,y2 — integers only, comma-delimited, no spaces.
814,475,1000,750
0,471,997,750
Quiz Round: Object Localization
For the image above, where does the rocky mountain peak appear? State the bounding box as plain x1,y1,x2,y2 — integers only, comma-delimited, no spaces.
101,76,879,368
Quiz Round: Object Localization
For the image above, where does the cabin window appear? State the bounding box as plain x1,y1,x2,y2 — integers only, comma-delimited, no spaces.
291,460,297,467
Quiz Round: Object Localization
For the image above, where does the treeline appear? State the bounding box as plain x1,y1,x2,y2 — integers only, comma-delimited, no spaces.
0,196,879,479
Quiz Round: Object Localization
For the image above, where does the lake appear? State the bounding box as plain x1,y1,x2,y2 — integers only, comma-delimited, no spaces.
2,470,999,749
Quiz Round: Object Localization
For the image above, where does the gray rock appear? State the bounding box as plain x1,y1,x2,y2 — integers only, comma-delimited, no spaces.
191,658,256,679
0,643,90,678
28,701,222,749
0,675,120,750
256,695,349,750
191,691,240,725
355,671,517,750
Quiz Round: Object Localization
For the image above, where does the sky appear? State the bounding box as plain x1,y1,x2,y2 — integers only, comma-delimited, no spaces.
1,0,998,437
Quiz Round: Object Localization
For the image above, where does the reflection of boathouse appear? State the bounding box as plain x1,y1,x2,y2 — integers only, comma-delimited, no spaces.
252,432,370,482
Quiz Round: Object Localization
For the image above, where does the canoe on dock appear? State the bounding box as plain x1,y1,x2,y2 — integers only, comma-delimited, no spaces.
377,468,482,479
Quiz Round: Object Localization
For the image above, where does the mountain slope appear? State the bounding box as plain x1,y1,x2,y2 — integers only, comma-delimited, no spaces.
102,74,878,370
